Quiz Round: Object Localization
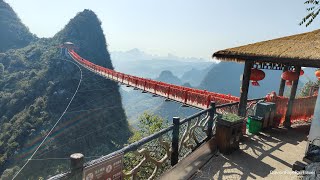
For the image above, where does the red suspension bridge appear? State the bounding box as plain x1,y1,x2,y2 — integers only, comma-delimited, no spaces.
66,47,317,123
67,49,240,109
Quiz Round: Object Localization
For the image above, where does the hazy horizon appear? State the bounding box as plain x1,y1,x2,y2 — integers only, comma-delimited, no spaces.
6,0,318,59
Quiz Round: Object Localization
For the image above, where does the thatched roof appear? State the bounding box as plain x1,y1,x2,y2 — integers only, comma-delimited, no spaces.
213,29,320,68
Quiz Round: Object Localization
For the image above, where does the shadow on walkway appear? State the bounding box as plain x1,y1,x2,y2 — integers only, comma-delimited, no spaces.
191,123,310,180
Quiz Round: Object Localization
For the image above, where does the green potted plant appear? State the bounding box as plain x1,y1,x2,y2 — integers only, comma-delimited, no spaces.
216,113,244,154
217,113,243,126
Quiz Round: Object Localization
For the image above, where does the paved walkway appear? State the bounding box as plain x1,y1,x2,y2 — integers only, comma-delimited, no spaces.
191,124,310,180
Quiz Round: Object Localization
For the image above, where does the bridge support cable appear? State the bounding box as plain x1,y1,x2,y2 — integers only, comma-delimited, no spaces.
12,59,83,179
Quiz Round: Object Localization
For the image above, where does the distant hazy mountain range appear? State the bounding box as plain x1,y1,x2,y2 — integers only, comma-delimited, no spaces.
120,69,200,125
112,49,214,124
111,48,214,81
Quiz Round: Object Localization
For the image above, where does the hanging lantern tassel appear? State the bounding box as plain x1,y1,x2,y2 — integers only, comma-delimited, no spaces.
251,81,260,86
286,81,293,86
250,68,265,87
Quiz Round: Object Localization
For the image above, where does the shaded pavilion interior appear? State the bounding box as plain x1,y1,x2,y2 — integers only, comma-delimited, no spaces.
213,29,320,127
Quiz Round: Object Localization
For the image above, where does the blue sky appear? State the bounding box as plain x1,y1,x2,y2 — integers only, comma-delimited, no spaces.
6,0,319,59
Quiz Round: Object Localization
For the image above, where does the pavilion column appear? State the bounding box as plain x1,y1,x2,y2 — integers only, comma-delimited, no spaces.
238,61,253,117
278,66,288,96
284,66,301,128
307,86,320,151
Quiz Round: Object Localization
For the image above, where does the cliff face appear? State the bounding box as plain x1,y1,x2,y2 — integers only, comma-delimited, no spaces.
0,8,131,179
0,0,35,52
54,9,113,68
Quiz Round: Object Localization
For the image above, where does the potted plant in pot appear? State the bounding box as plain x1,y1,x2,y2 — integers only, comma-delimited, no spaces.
216,113,244,154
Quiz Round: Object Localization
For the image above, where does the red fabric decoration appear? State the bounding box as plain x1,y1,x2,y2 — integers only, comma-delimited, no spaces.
266,92,317,125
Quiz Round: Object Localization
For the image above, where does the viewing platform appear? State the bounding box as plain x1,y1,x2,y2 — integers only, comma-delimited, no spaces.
161,122,309,180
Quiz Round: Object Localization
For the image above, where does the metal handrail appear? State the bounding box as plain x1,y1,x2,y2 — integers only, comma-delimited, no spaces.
48,101,249,180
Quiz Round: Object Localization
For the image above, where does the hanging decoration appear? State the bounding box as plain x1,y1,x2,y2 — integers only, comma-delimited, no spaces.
250,68,265,86
315,69,320,80
281,70,299,86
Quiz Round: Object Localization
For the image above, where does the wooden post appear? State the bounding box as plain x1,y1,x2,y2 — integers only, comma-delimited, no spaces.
70,153,84,180
171,117,180,166
278,66,288,96
238,61,253,117
307,86,320,153
284,66,301,128
207,101,216,140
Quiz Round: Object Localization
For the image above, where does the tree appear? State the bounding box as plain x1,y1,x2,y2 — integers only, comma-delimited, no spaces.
300,0,320,27
128,112,168,143
300,80,320,96
125,112,169,179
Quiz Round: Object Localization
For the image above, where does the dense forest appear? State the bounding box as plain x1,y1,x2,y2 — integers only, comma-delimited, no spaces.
0,0,35,52
0,1,131,179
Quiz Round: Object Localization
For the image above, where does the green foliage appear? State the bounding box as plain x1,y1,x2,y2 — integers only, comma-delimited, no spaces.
54,9,113,69
129,112,168,143
0,62,4,76
0,6,131,179
300,0,320,27
0,1,36,52
125,112,169,179
300,80,320,96
0,166,20,180
221,113,242,122
138,112,168,136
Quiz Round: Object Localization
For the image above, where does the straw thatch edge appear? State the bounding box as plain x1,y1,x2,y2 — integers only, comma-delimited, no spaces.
213,51,320,68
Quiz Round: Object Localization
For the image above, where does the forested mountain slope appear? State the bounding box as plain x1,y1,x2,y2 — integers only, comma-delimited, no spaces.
0,7,131,179
0,0,35,52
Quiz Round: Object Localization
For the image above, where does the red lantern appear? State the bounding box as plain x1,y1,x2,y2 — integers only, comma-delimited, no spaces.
281,70,299,86
315,70,320,80
250,68,265,86
292,69,304,76
300,69,304,76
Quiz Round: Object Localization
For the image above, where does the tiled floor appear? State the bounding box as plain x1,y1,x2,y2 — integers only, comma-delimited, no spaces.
191,124,310,180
